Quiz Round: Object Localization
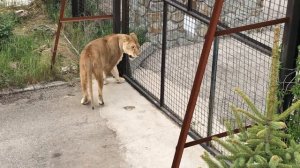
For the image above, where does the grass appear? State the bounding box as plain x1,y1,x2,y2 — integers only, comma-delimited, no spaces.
0,31,55,89
44,0,59,22
64,20,113,51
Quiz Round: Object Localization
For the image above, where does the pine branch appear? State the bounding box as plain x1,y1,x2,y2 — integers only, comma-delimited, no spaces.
266,26,280,120
233,107,265,124
276,99,300,121
201,152,223,168
234,88,266,120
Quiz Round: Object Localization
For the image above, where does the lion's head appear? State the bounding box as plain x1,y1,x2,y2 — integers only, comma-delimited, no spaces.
122,33,141,58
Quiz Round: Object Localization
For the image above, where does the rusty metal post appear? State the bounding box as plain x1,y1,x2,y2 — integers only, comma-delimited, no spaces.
51,0,67,69
171,0,224,167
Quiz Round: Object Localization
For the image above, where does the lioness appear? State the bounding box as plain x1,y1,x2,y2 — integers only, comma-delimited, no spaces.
79,33,140,109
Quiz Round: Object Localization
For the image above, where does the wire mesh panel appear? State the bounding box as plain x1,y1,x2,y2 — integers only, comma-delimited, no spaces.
124,0,289,154
162,5,212,138
58,0,113,53
127,0,163,100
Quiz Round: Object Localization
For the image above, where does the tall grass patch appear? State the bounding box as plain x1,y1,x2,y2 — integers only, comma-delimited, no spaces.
0,31,54,89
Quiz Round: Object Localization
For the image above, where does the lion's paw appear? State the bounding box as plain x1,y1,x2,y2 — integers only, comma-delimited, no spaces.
116,77,125,83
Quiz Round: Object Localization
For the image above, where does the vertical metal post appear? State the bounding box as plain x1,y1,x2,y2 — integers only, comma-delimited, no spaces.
113,0,121,33
171,0,224,167
206,37,219,142
118,0,130,77
160,2,168,107
187,0,192,11
281,0,300,110
79,0,85,16
71,0,79,17
51,0,67,69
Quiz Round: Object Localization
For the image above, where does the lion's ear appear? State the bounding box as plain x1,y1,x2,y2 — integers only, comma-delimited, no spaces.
129,32,138,43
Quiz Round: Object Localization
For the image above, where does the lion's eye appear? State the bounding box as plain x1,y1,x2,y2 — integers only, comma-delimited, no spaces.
131,46,135,49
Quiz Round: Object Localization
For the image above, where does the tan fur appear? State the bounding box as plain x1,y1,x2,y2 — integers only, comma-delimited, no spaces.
79,33,140,109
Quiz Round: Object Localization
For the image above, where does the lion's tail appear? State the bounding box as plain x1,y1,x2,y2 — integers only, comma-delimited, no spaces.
87,56,95,110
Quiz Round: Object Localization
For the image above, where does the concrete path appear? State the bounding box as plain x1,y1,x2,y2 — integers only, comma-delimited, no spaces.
0,80,208,168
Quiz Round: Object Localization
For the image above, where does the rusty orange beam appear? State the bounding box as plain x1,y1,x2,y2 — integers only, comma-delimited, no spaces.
216,17,289,36
184,125,252,148
51,0,67,69
60,15,113,23
171,0,225,167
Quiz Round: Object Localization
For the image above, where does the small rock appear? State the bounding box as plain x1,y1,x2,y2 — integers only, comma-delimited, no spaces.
9,62,18,69
123,106,135,111
61,66,70,73
15,10,29,18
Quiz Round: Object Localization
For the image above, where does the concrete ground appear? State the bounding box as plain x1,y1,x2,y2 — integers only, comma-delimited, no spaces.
0,79,208,168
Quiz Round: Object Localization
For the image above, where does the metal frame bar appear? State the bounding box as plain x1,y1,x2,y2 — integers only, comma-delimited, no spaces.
113,0,121,33
118,0,130,77
185,125,252,148
51,0,67,69
51,0,114,69
187,0,192,11
215,17,289,37
60,15,113,23
206,37,219,142
160,2,168,107
171,0,225,167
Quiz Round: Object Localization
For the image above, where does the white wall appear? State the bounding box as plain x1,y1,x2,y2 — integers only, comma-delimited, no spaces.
0,0,32,6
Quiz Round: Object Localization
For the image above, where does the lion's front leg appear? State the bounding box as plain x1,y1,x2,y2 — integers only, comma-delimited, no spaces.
111,66,125,83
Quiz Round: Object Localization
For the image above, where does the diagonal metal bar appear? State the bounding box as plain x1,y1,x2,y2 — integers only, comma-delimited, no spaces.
215,17,289,36
171,0,225,167
184,125,252,148
51,0,67,69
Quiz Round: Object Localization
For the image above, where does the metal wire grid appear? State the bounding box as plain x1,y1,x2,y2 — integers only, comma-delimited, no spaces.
58,0,113,53
161,5,212,138
188,0,287,47
63,19,113,52
210,29,276,152
128,0,162,100
126,0,288,154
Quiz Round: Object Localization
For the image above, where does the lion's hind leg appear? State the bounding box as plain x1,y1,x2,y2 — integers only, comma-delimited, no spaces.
94,70,104,105
80,66,90,105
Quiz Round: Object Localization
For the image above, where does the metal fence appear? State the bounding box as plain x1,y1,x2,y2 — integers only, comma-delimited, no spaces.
61,0,113,52
49,0,114,66
122,0,292,154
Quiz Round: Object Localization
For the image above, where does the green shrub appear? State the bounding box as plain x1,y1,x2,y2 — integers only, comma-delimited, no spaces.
0,12,19,42
288,45,300,143
44,0,60,22
201,27,300,168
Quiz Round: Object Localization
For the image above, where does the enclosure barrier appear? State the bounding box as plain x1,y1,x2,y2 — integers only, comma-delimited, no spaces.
119,0,300,167
51,0,300,167
50,0,121,69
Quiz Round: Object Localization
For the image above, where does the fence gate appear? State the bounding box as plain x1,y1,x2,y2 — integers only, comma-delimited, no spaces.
51,0,120,68
120,0,299,165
